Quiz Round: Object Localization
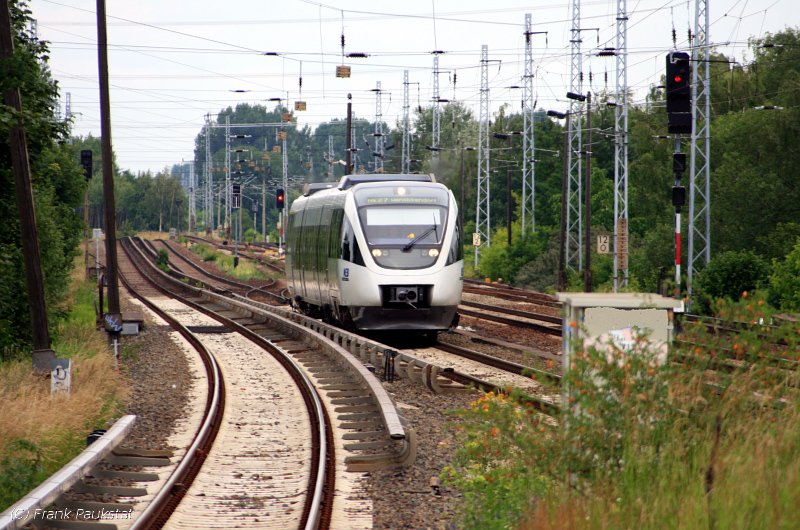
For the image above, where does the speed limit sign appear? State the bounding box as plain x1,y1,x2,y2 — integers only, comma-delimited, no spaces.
472,233,481,246
597,235,610,254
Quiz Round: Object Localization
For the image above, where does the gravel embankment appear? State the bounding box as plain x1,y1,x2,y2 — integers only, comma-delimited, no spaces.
118,288,477,529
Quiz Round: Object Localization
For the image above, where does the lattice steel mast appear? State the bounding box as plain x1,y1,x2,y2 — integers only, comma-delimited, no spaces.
204,114,213,232
188,162,195,232
431,52,444,164
613,0,630,290
402,70,411,173
689,0,711,296
522,14,536,235
475,44,491,267
567,0,583,271
373,81,384,173
224,115,231,239
328,135,335,180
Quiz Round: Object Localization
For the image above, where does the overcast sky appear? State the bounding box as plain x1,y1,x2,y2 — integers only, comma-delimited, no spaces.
28,0,795,175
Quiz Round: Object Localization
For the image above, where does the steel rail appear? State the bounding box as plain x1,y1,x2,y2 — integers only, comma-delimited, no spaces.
120,239,226,530
123,237,332,529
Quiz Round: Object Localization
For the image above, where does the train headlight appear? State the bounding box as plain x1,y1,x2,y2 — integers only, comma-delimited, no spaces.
371,249,384,258
428,249,440,257
395,187,407,196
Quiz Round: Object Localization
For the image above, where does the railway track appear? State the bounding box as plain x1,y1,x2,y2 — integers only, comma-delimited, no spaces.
463,278,561,308
4,237,425,529
152,238,288,304
121,236,421,527
458,300,562,336
145,236,566,409
182,234,285,274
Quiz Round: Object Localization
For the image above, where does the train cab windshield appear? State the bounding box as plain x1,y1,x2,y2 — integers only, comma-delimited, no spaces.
354,184,450,269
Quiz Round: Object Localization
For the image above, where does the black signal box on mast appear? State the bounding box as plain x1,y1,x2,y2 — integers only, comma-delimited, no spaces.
80,150,93,180
276,188,285,210
666,51,692,134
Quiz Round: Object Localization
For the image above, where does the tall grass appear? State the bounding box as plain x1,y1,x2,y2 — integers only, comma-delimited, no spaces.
0,262,128,510
188,243,272,281
444,293,800,529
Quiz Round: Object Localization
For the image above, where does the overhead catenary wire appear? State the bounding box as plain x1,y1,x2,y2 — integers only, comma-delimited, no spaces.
34,0,790,175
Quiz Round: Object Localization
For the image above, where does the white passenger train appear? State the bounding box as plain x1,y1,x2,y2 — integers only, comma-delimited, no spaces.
286,173,463,340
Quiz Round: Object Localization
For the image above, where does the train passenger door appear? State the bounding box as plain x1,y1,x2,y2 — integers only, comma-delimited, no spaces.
317,200,333,302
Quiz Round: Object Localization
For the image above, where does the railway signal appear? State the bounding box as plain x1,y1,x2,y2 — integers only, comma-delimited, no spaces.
276,188,285,209
666,51,692,134
232,183,241,209
80,150,92,180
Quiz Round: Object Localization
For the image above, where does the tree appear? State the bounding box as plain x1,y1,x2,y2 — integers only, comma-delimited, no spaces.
0,0,85,358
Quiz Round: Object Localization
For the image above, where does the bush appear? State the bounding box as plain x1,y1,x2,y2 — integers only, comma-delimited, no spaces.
694,250,770,314
768,238,800,311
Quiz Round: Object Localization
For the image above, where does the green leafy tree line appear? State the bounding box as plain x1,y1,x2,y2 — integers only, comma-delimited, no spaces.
0,0,86,358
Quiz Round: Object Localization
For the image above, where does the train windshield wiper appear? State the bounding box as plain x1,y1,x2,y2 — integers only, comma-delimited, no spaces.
402,224,438,252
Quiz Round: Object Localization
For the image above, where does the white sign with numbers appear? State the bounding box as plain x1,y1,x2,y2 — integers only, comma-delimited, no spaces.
472,233,481,246
597,235,610,254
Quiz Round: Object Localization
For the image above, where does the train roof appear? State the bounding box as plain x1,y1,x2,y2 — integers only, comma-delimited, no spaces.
301,174,439,198
337,173,436,190
302,182,336,196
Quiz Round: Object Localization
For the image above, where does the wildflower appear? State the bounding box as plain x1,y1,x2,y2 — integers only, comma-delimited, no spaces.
490,427,500,437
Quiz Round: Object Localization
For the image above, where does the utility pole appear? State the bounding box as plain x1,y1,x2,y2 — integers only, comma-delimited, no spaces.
281,108,288,249
583,92,592,293
402,70,410,173
558,114,570,292
345,93,353,175
1,0,55,370
96,0,120,321
261,173,266,243
459,143,465,235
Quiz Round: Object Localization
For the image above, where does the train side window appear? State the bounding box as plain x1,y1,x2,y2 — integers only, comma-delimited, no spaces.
329,208,344,259
446,221,463,265
352,237,365,266
341,218,352,262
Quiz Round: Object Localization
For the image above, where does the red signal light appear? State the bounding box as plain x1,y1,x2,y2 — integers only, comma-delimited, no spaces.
674,75,682,83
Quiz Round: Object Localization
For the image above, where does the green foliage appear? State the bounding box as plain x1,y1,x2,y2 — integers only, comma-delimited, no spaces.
695,250,770,314
768,238,800,311
155,249,170,273
513,234,560,292
445,295,800,529
0,1,85,357
192,244,218,262
0,439,46,510
477,224,547,282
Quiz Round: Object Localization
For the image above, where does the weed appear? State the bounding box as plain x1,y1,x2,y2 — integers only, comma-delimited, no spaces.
445,292,800,530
